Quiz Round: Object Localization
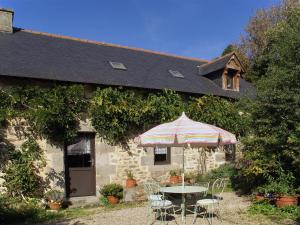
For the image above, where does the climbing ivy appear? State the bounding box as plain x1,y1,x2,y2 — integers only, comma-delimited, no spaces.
0,84,248,196
10,85,87,144
0,84,87,197
90,87,144,145
187,96,250,137
90,87,247,146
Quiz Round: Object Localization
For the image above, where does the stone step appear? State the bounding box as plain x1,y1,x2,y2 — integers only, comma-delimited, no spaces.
124,186,147,202
68,195,99,208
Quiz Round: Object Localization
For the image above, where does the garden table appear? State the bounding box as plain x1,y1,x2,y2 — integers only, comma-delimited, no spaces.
160,185,208,224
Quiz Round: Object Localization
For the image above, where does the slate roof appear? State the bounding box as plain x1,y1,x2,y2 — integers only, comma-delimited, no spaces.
0,28,255,99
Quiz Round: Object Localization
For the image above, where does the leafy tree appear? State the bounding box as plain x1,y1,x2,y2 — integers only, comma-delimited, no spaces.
222,44,236,56
240,5,300,189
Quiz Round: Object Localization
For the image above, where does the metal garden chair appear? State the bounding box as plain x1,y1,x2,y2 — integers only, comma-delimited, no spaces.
192,178,226,224
143,181,177,225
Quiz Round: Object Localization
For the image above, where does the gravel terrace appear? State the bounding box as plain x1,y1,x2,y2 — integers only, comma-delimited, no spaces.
42,192,297,225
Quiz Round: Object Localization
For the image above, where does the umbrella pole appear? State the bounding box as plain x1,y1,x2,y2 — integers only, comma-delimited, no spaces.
181,146,185,224
182,146,185,187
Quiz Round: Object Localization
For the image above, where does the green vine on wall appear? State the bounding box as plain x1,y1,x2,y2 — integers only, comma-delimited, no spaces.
0,85,87,198
0,84,248,197
9,85,87,144
90,87,248,146
90,88,186,146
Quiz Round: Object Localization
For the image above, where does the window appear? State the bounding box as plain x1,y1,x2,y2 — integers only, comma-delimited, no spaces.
227,74,234,89
154,147,171,165
67,133,93,167
224,69,239,91
168,70,184,78
109,61,127,70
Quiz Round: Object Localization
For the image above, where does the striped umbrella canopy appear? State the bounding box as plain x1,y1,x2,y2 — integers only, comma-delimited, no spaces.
136,112,237,147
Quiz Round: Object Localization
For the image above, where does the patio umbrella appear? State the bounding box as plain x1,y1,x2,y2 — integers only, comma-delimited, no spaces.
135,112,237,185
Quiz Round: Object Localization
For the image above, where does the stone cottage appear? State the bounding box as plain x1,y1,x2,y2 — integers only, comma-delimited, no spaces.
0,9,255,201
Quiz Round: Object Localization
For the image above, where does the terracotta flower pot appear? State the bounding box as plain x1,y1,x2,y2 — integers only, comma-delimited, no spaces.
170,175,179,184
126,179,137,188
255,194,265,201
275,196,298,208
177,175,182,183
107,195,119,205
48,202,61,210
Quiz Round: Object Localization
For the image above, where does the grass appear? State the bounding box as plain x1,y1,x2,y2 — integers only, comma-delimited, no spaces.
0,199,146,225
248,201,300,224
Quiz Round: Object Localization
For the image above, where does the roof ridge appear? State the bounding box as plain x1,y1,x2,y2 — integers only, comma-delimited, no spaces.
20,28,209,63
198,51,235,68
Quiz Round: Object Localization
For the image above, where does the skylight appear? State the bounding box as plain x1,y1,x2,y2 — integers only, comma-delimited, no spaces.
168,70,184,78
109,61,127,70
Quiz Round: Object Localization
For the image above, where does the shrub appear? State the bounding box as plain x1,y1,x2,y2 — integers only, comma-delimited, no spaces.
196,164,236,183
45,189,64,203
259,171,296,196
2,139,47,198
0,194,58,224
100,183,123,199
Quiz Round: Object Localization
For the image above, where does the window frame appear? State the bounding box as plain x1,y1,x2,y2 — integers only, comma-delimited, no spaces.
223,68,239,91
153,147,171,165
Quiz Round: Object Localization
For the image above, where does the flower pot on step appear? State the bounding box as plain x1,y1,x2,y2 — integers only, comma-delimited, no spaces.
126,179,137,188
48,202,61,210
107,195,119,205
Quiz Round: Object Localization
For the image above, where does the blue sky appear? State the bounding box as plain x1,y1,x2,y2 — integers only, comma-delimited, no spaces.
1,0,280,60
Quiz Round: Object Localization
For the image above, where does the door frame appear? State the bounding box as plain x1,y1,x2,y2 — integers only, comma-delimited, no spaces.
64,132,96,198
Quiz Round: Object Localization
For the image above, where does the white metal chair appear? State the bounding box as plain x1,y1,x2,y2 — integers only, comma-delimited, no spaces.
143,181,177,225
185,181,210,214
192,178,226,224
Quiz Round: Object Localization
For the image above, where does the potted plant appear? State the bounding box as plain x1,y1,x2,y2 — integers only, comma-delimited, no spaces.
45,189,64,210
264,173,297,207
185,172,196,184
254,186,267,201
125,170,137,188
100,183,123,205
169,170,179,184
274,184,297,208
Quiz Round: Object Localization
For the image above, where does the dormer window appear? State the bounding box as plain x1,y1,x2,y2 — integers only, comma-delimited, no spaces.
197,53,245,92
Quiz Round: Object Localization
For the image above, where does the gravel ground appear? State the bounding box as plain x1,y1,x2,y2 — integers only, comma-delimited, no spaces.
43,192,297,225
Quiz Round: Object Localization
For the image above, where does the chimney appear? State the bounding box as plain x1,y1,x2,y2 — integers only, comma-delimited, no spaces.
0,8,14,33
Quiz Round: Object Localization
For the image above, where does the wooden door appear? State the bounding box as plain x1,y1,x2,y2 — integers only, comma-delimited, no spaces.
65,133,96,197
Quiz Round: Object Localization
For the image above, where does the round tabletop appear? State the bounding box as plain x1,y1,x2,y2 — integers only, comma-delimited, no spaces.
160,185,207,194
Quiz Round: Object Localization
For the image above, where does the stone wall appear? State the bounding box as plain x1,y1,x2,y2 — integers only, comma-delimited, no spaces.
1,119,228,197
94,138,227,190
1,125,66,193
